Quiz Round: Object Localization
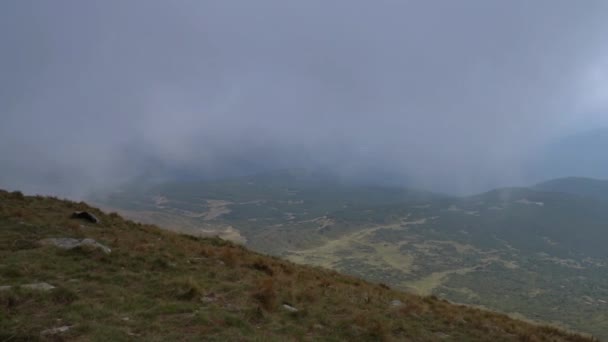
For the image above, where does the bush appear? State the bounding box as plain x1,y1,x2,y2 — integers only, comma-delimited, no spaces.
10,191,25,200
168,278,202,301
219,247,239,267
252,278,276,311
248,259,274,276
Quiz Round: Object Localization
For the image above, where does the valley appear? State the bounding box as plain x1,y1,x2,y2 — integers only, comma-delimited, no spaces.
93,171,608,339
2,190,596,341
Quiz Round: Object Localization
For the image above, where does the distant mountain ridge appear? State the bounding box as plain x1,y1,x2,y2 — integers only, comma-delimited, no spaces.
525,128,608,182
534,177,608,200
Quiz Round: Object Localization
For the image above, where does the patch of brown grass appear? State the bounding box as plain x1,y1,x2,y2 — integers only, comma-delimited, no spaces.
219,246,239,267
247,259,274,276
252,277,276,311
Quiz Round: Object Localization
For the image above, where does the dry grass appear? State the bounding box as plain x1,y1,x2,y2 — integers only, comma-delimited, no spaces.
252,277,276,311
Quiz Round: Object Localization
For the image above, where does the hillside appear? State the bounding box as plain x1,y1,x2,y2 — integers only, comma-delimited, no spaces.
94,173,608,339
534,177,608,201
0,190,598,341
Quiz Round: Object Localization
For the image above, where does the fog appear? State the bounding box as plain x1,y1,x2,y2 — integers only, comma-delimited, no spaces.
2,1,608,197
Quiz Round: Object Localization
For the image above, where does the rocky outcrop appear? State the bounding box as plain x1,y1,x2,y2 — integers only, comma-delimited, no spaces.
71,211,100,224
39,238,111,254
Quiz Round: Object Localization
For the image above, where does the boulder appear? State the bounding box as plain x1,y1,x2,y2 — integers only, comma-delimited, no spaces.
39,237,111,254
71,211,100,224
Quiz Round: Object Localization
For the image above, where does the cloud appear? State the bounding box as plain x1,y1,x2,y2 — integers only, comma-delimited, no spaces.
1,0,608,196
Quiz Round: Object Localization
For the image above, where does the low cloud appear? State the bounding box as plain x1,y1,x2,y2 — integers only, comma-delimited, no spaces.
1,1,608,196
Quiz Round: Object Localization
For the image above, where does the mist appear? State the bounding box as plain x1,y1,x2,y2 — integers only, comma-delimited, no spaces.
2,0,608,197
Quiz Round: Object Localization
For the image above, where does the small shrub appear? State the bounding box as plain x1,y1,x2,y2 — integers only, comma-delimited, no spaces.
50,286,79,304
152,257,172,270
168,277,202,301
10,191,25,200
200,246,215,257
252,277,276,311
244,305,265,324
0,290,22,310
279,263,294,275
10,208,26,218
367,319,389,341
398,301,428,317
219,247,238,267
10,239,38,251
248,259,274,276
296,286,317,303
0,264,23,278
66,220,81,230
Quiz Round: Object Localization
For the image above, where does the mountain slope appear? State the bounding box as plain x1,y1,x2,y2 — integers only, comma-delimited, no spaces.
93,174,608,339
0,190,597,341
534,177,608,201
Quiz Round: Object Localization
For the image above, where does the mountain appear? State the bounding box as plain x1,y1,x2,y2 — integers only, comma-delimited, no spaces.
1,190,596,341
526,128,608,182
534,177,608,201
93,173,608,339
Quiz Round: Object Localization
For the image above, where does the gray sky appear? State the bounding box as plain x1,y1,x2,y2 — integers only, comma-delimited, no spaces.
1,0,608,196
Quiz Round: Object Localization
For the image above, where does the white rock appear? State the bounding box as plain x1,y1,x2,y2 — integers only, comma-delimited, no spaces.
282,304,298,312
390,299,403,307
22,282,55,291
80,238,112,254
40,325,71,335
39,237,111,254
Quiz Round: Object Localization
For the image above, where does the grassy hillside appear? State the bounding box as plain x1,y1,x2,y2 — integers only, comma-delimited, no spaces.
0,190,598,341
94,174,608,339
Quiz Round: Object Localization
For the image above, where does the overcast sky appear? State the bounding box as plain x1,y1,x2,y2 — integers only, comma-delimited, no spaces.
1,0,608,196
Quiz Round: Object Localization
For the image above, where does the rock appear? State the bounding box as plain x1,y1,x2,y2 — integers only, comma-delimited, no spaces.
202,293,217,303
80,238,112,254
40,237,81,249
40,325,71,336
390,299,403,308
71,211,100,224
39,237,111,254
435,332,451,339
282,303,298,312
22,282,55,291
0,283,56,291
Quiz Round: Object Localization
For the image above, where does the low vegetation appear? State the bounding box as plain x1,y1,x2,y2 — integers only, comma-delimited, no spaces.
95,173,608,338
0,190,598,341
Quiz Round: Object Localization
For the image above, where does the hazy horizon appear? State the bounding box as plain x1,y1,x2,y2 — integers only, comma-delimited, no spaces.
2,1,608,197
